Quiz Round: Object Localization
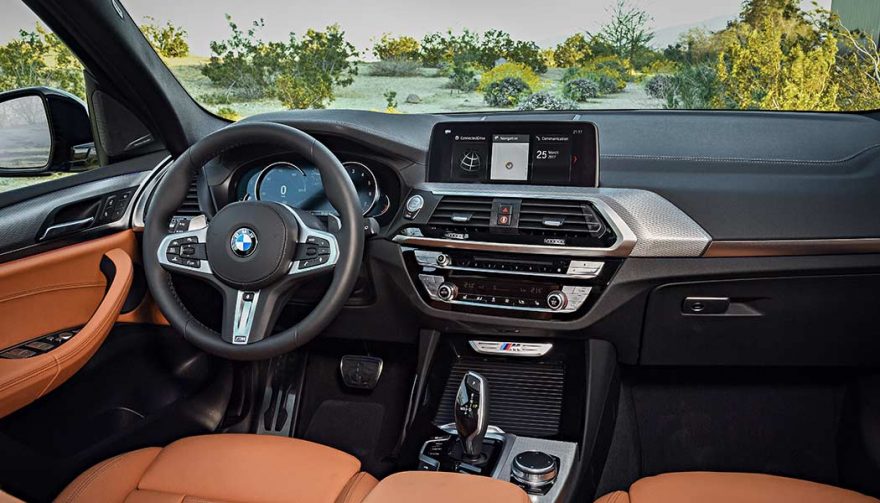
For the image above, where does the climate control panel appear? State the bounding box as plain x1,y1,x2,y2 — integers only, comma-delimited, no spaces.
405,248,617,319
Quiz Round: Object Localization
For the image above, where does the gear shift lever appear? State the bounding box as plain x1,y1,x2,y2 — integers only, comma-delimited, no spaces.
454,371,489,459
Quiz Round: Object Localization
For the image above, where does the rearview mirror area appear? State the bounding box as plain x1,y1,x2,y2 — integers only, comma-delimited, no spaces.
0,87,93,176
0,94,51,171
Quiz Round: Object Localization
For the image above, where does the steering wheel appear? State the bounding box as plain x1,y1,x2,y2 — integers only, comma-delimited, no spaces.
143,122,365,360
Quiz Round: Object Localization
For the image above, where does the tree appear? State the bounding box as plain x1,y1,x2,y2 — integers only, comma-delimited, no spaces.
140,17,190,58
716,6,839,110
554,34,592,68
599,0,654,62
275,25,359,109
0,24,84,98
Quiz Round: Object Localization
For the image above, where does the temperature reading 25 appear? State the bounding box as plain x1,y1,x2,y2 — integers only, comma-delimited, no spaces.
536,150,550,160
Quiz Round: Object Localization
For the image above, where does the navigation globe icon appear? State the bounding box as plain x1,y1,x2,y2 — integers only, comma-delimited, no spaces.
459,150,482,172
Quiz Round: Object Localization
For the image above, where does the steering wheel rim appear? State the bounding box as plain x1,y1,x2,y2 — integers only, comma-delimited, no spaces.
143,122,365,360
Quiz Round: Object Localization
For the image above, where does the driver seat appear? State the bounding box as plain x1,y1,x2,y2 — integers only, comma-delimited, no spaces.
55,434,378,503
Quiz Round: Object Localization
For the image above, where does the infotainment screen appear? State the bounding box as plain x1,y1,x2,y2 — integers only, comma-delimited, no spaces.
427,121,599,186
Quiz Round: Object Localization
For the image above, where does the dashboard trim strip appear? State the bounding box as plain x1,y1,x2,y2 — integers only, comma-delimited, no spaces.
704,239,880,257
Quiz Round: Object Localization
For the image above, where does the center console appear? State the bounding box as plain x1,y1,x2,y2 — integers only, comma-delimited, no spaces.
390,120,643,322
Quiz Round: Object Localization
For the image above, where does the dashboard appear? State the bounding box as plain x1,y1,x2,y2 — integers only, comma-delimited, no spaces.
154,109,880,368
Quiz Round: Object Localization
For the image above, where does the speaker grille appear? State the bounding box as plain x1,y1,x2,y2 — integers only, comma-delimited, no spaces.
434,357,564,438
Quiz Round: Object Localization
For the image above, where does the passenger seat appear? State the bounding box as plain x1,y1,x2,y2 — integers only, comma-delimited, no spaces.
595,472,878,503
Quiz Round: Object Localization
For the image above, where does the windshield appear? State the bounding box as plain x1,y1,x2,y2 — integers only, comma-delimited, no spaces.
9,0,880,118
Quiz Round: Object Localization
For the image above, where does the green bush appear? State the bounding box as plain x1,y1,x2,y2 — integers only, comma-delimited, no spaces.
275,25,359,110
202,17,358,108
368,58,422,77
445,58,478,92
563,68,625,94
483,77,530,107
655,64,720,109
372,34,421,61
0,24,85,99
383,90,398,109
214,106,240,120
562,78,601,101
478,62,542,92
517,91,578,111
644,74,673,99
140,17,189,58
201,17,280,100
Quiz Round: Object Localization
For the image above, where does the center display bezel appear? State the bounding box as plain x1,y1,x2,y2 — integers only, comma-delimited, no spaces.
426,121,599,187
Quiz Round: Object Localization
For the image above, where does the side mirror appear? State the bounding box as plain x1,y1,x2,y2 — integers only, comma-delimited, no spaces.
0,87,94,175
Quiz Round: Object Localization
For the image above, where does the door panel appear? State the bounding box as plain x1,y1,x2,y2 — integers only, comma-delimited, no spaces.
0,231,135,418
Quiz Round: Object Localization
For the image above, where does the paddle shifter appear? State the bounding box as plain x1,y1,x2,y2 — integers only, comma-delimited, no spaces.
454,371,489,459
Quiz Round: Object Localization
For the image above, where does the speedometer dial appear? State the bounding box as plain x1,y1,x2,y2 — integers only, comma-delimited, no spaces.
343,161,379,215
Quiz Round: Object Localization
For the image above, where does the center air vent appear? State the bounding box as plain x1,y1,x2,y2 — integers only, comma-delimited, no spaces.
421,195,616,248
519,199,606,239
427,196,493,232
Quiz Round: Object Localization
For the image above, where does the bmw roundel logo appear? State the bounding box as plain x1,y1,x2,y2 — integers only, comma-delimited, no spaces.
231,228,257,257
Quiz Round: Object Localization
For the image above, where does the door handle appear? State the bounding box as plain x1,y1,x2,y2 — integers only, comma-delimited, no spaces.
40,216,95,241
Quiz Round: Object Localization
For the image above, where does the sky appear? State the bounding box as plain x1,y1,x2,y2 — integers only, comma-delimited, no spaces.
3,0,834,56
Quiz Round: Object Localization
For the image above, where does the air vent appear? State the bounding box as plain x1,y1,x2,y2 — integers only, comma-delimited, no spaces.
145,176,202,218
177,178,202,216
434,357,564,438
518,199,605,239
427,196,493,233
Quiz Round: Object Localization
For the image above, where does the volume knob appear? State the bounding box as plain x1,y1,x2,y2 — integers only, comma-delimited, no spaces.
437,283,458,301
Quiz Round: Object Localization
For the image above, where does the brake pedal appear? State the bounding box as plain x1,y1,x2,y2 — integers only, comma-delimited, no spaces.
340,355,383,390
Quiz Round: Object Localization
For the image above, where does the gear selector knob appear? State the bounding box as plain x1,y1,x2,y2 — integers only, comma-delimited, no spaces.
454,371,489,459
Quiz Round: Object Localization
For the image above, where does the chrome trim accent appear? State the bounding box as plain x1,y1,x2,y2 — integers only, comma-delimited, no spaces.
440,423,506,437
492,437,577,503
342,161,381,215
130,155,174,231
413,250,604,279
397,195,635,258
285,208,340,276
469,341,553,357
399,183,711,257
704,238,880,257
40,216,95,240
232,290,260,345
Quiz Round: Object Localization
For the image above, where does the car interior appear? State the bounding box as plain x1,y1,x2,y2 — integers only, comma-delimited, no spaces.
1,0,880,502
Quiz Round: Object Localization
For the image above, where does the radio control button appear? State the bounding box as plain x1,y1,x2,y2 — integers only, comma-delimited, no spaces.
546,291,568,311
437,283,458,301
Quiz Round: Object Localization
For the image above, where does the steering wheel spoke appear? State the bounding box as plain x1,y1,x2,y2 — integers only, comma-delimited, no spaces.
157,225,214,279
288,211,340,280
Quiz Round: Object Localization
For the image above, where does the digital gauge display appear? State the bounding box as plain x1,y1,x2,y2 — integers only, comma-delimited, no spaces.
254,161,378,215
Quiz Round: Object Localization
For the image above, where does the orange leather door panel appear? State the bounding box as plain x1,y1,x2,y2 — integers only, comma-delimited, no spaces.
0,231,136,419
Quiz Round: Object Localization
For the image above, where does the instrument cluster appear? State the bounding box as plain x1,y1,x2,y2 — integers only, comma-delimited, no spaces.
237,159,391,218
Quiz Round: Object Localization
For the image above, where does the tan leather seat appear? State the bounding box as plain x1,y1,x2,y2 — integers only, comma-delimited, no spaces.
362,471,530,503
595,472,879,503
55,434,378,503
